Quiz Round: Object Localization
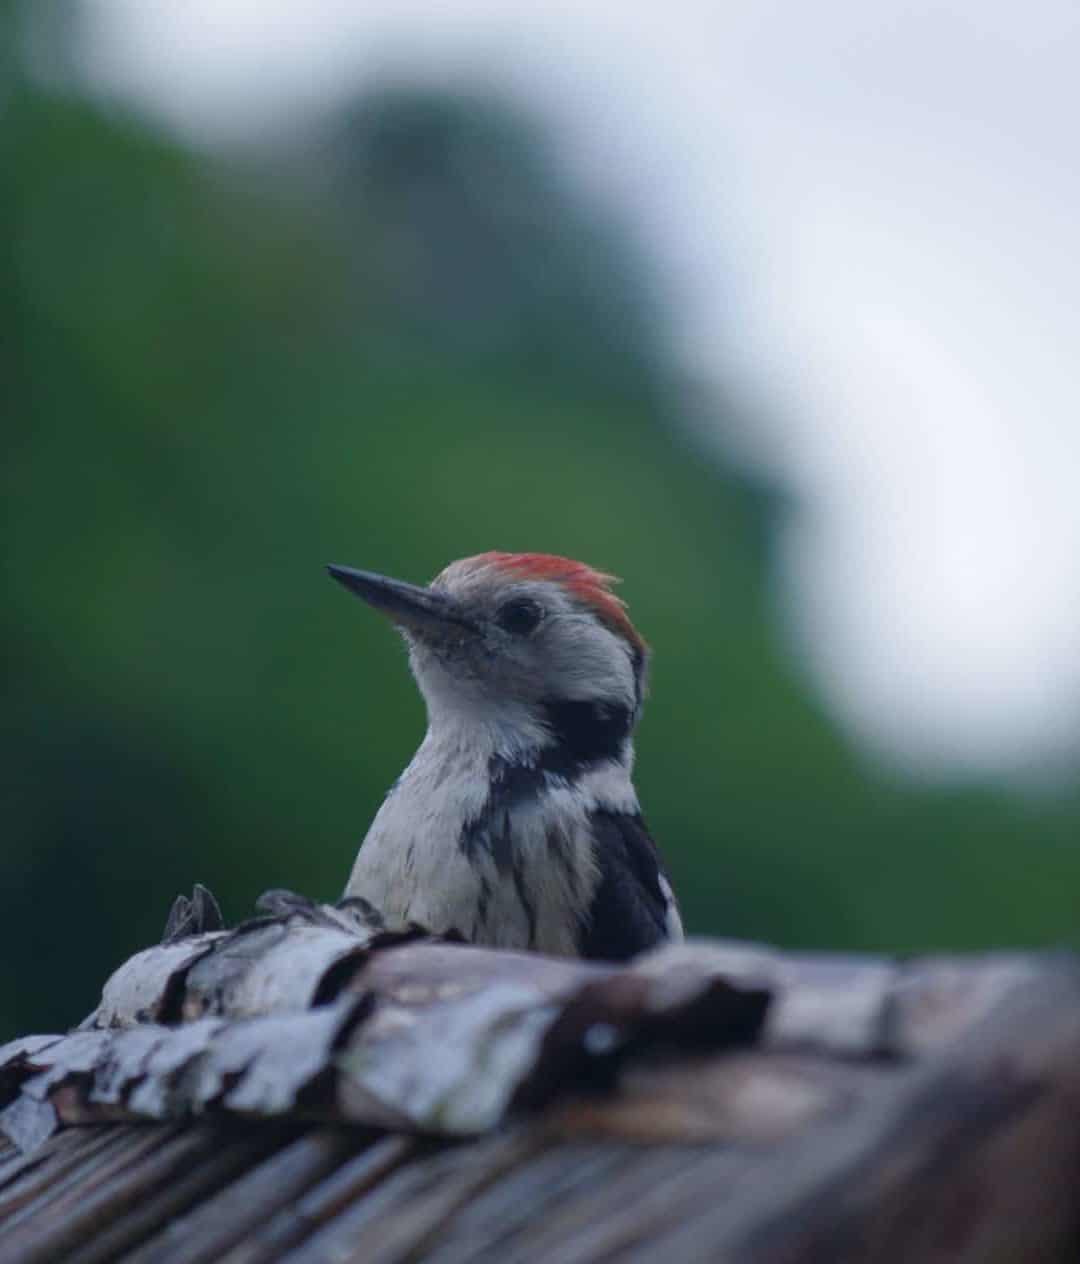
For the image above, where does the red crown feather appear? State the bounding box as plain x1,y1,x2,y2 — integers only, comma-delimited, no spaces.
471,552,647,654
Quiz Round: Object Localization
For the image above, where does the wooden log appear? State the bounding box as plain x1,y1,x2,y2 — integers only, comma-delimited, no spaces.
4,895,1080,1260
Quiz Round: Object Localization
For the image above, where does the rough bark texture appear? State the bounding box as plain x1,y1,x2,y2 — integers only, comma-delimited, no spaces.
2,891,1080,1261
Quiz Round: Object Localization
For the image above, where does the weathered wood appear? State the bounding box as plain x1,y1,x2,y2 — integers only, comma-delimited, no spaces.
2,925,780,1146
286,1131,538,1264
0,1126,209,1264
418,1143,632,1264
218,1136,417,1264
603,963,1080,1263
5,895,1080,1261
2,909,1077,1159
88,934,225,1029
62,1127,301,1264
0,1125,178,1238
0,1126,122,1218
458,1145,710,1264
120,1129,358,1264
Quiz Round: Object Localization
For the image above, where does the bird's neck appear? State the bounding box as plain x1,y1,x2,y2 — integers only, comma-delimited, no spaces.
398,698,640,859
420,694,636,782
347,696,640,924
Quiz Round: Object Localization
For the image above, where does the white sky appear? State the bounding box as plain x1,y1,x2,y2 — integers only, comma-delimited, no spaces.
79,0,1080,781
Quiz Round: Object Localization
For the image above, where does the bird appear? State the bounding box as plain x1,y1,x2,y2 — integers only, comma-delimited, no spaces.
328,552,683,961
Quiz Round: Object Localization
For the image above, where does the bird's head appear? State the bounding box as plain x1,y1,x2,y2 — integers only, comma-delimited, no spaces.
328,552,649,754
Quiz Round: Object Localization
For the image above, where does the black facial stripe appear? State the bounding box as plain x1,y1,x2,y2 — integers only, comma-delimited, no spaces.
538,699,632,775
457,699,632,862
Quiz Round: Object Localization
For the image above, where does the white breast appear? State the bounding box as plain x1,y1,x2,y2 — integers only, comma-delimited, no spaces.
345,731,637,956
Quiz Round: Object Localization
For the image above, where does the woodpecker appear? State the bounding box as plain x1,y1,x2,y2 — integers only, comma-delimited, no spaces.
328,552,683,961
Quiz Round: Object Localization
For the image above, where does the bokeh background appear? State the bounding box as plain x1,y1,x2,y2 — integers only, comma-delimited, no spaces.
5,1,1080,1037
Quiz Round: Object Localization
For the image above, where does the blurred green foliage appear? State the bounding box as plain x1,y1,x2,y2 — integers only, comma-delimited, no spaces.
4,29,1079,1038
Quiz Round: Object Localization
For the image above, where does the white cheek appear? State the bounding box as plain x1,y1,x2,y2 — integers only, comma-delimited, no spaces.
544,630,638,710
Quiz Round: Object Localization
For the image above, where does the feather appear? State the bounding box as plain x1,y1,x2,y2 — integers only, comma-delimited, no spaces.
579,810,682,961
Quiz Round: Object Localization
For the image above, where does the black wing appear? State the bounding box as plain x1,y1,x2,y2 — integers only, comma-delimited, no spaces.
578,809,679,961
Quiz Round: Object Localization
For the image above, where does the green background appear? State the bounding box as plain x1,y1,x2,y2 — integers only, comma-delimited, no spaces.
4,10,1078,1038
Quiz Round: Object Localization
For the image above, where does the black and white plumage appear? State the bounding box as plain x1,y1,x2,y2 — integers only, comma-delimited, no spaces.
329,552,683,961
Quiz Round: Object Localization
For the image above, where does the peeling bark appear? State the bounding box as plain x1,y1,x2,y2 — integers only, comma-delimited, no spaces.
4,893,1080,1260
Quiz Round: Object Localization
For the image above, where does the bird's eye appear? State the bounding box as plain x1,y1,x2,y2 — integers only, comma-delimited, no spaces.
496,597,544,636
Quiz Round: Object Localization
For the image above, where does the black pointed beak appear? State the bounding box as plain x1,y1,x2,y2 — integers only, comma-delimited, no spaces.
327,565,478,636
